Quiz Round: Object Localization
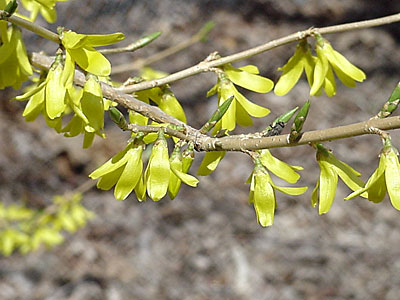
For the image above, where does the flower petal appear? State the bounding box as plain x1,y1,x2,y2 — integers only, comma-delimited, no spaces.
197,151,225,176
145,138,170,201
259,149,301,183
114,147,143,200
318,160,338,214
225,65,273,93
238,65,259,74
45,65,66,119
327,153,366,196
323,65,336,97
254,171,275,227
274,46,304,96
272,185,308,196
345,156,386,202
89,146,130,179
325,45,366,82
67,47,111,76
310,50,329,96
311,179,319,208
83,33,125,47
96,166,124,190
233,88,270,118
385,151,400,210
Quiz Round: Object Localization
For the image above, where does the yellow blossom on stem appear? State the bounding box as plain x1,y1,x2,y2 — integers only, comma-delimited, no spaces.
14,51,73,125
62,75,106,148
207,64,272,132
248,157,307,227
18,0,69,23
89,139,144,201
310,34,366,97
0,25,32,89
345,137,400,209
274,40,315,96
312,144,366,214
61,30,125,76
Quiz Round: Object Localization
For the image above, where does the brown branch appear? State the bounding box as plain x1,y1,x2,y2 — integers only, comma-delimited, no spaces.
206,116,400,152
127,124,188,140
30,52,400,153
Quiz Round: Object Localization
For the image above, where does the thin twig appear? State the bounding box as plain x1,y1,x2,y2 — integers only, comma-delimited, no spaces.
117,12,400,93
99,32,162,55
207,116,400,152
0,10,60,43
111,22,215,75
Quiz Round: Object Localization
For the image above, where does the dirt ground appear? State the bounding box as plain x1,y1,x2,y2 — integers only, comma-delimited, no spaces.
1,1,400,299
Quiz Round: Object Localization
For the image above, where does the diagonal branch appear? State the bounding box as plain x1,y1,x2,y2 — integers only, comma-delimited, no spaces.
117,12,400,94
29,52,400,153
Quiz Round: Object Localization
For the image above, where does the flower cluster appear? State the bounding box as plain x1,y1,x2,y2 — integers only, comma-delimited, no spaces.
0,25,32,89
345,138,400,208
62,75,106,148
15,52,73,131
274,35,366,97
61,30,125,77
248,150,307,226
312,144,366,214
19,0,69,23
0,193,92,256
15,31,124,146
207,64,273,132
89,131,199,202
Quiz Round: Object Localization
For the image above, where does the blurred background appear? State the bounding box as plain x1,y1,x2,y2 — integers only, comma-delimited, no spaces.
1,0,400,299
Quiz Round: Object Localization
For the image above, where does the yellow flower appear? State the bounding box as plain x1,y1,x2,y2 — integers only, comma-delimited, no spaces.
62,76,105,148
19,0,69,23
274,40,315,96
15,53,72,121
312,144,366,214
61,30,125,76
248,157,307,227
197,151,226,176
144,131,170,201
136,86,187,123
207,64,272,132
0,25,32,89
168,146,199,200
310,35,366,97
89,140,144,201
345,139,400,209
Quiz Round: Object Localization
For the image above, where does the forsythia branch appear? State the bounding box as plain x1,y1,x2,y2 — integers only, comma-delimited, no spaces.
30,52,400,153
